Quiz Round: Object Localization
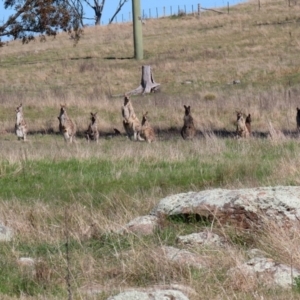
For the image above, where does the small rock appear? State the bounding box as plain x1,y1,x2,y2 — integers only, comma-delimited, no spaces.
18,257,35,266
228,256,300,289
161,246,206,269
0,223,13,242
176,231,226,247
120,215,159,235
107,289,189,300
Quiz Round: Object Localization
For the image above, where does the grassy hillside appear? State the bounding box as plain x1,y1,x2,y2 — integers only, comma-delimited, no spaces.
1,0,300,133
2,0,300,299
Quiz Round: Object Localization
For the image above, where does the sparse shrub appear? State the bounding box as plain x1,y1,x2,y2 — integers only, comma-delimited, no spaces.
204,93,216,101
294,276,300,293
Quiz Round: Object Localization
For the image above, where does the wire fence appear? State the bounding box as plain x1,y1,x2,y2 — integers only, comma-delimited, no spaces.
108,1,245,24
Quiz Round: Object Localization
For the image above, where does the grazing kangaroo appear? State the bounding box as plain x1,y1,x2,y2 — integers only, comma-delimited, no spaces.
245,113,252,136
236,111,249,138
86,112,99,143
121,95,143,141
140,112,156,143
181,105,196,140
296,108,300,132
15,103,27,141
57,104,76,143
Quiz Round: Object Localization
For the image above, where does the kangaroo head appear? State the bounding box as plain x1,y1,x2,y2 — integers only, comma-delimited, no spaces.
124,95,130,106
16,103,23,113
246,114,251,124
297,107,300,114
90,112,97,123
184,105,191,116
60,104,67,113
236,111,244,122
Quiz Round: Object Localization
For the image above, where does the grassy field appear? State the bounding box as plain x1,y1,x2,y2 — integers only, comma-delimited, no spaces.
2,0,300,299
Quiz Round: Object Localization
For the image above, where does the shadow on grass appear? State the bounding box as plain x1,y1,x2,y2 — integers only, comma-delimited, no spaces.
103,56,134,60
5,126,300,141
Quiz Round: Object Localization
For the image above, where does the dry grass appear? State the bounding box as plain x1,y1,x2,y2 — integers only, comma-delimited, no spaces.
2,0,300,299
1,0,300,133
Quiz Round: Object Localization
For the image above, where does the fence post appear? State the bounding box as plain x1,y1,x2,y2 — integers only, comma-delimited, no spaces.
192,5,194,14
198,3,201,17
184,5,186,14
156,7,158,18
149,8,151,18
170,6,172,15
178,5,180,15
227,2,229,14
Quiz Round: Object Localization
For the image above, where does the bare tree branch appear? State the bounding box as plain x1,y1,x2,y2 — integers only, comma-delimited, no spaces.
0,0,83,44
109,0,128,24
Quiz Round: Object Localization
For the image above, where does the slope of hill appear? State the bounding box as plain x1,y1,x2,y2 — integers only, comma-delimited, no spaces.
1,1,300,299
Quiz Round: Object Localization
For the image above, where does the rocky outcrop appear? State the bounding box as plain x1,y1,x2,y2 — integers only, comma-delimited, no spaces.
150,186,300,229
228,256,300,290
113,186,300,294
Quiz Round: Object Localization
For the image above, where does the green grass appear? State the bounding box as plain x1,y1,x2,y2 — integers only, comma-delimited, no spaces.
3,1,300,298
0,142,283,203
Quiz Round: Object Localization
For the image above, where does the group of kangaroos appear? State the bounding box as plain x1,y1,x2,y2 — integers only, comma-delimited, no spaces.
16,95,300,143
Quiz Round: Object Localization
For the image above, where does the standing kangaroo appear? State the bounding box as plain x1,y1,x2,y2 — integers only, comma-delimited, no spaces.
245,113,252,136
15,103,27,141
121,95,143,141
236,111,249,138
86,112,99,143
140,112,156,143
57,104,76,143
181,105,196,140
296,107,300,132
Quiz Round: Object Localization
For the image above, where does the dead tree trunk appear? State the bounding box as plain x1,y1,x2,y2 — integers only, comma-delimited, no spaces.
127,65,160,95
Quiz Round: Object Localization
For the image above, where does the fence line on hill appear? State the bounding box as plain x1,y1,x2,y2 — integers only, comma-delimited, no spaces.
104,1,243,25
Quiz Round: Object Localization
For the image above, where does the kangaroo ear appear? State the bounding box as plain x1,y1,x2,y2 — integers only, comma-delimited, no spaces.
184,105,187,109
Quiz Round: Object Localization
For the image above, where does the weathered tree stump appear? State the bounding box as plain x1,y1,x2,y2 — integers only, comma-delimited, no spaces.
127,65,160,95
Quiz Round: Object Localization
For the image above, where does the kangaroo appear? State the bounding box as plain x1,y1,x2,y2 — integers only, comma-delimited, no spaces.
15,103,27,141
140,112,156,143
245,113,252,136
181,105,196,140
236,111,249,138
86,112,99,143
296,108,300,132
121,95,144,141
57,104,76,143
